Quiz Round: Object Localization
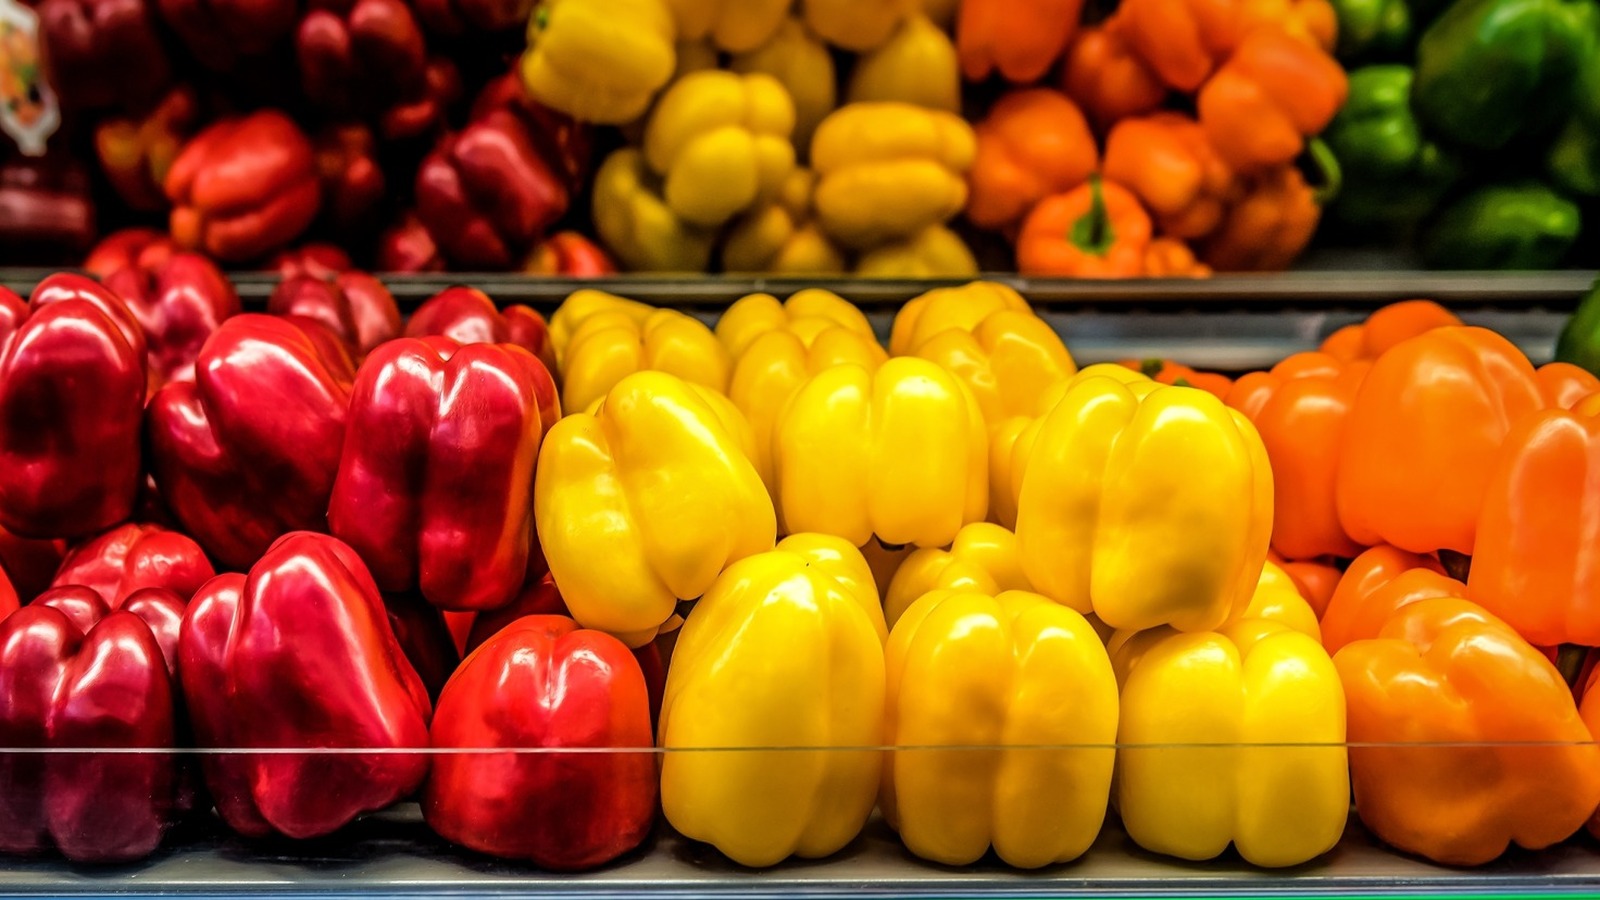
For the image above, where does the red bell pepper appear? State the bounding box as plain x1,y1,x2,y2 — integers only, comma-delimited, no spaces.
147,315,352,569
296,0,427,117
525,231,617,277
267,269,401,358
34,0,170,112
272,244,352,280
0,275,146,539
470,74,592,193
101,250,240,384
383,591,461,701
165,111,321,263
314,125,385,230
157,0,296,70
378,57,463,141
403,286,557,373
51,523,215,608
0,525,65,603
377,212,445,272
179,532,431,839
83,228,177,277
0,150,96,266
423,615,655,868
414,0,528,34
94,87,199,212
328,336,559,611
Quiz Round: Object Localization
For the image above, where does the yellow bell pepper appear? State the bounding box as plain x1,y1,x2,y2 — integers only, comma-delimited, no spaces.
802,0,917,51
854,225,978,277
643,71,797,228
1108,563,1348,868
811,103,976,250
560,307,730,413
721,169,847,274
889,281,1029,355
1015,374,1272,633
534,371,775,647
667,0,787,52
592,148,717,272
520,0,677,125
660,533,887,867
882,588,1117,868
730,17,837,151
774,357,988,548
884,521,1032,627
846,15,960,113
548,288,654,365
716,288,877,359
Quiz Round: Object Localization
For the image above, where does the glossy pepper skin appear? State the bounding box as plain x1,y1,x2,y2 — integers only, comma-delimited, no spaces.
1202,165,1322,271
1334,598,1600,866
520,0,676,125
883,589,1113,868
329,337,560,612
526,232,618,278
660,535,887,867
719,289,876,360
1319,299,1462,363
0,275,146,539
535,371,775,646
1059,19,1166,128
1337,326,1542,555
730,16,837,149
0,589,179,863
883,521,1032,628
1017,375,1272,633
51,523,214,608
966,89,1096,233
266,270,401,359
1420,182,1581,270
1325,66,1461,232
1111,564,1347,867
180,533,431,839
774,357,988,548
423,615,655,868
548,289,656,363
1018,176,1152,278
296,0,427,118
94,88,198,212
165,112,320,263
1103,113,1235,240
34,0,171,112
560,308,729,415
83,228,177,278
957,0,1082,84
591,148,717,272
846,14,961,113
1556,280,1600,376
1534,361,1600,408
405,287,556,373
147,315,353,570
1319,545,1460,654
1198,29,1348,174
102,250,240,384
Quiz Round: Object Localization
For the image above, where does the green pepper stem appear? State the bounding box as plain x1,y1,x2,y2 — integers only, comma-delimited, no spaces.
1558,644,1589,690
1306,137,1343,206
1070,175,1117,257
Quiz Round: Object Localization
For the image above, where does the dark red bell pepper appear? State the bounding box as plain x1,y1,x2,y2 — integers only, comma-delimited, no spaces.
179,532,432,839
404,286,556,372
83,228,176,277
525,231,616,278
378,57,462,141
94,87,198,212
414,0,527,34
469,74,591,193
147,314,352,569
422,614,655,868
384,591,461,700
315,125,385,230
271,243,352,280
165,111,320,263
34,0,170,112
157,0,296,71
296,0,426,118
101,250,240,384
0,570,16,619
0,275,146,539
328,336,559,611
0,150,96,266
267,269,400,359
377,212,444,272
0,525,64,604
51,523,215,608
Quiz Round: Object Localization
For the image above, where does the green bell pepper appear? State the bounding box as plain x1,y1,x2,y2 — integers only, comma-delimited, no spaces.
1414,0,1599,150
1333,0,1413,60
1555,278,1600,376
1546,37,1600,196
1420,181,1581,269
1325,65,1461,230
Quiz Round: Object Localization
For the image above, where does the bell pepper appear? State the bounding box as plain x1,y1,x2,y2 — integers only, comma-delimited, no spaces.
719,289,876,359
273,244,352,280
1534,361,1600,408
1241,0,1340,47
100,250,239,385
267,270,401,360
848,14,960,113
1557,279,1600,376
1545,43,1600,197
1059,19,1167,128
0,275,146,539
1325,66,1460,232
50,523,214,608
296,0,426,118
180,533,431,839
378,56,463,141
1118,0,1240,91
1198,29,1348,174
520,0,676,125
82,228,176,278
722,169,848,274
147,315,353,570
0,588,179,862
1125,358,1235,398
415,109,570,271
561,307,730,414
882,588,1113,868
165,112,320,263
377,213,444,273
535,371,774,645
1279,557,1341,616
730,16,838,150
1110,563,1347,867
1202,164,1321,271
642,71,797,228
548,289,655,362
1144,237,1214,277
1420,181,1581,270
405,287,557,373
34,0,170,112
1334,0,1412,58
592,148,718,272
811,102,976,250
314,125,384,231
667,0,787,51
774,357,988,548
380,591,461,702
1017,176,1152,278
966,88,1097,232
957,0,1082,84
889,280,1028,354
0,526,66,604
660,534,886,867
854,226,979,276
802,0,915,50
157,0,295,69
1337,325,1542,554
423,615,655,868
1413,0,1598,150
1319,544,1462,654
526,231,618,277
883,521,1033,627
1334,597,1600,865
415,0,529,32
1016,374,1272,632
1318,299,1462,362
1103,112,1235,240
329,337,558,612
94,87,197,212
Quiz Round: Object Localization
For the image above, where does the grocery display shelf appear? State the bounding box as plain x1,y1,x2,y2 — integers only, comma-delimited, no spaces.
2,805,1597,900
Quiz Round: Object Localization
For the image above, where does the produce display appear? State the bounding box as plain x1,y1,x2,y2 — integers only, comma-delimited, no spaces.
4,268,1600,876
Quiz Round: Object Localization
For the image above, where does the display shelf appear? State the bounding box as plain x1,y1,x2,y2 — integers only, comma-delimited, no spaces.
0,806,1595,899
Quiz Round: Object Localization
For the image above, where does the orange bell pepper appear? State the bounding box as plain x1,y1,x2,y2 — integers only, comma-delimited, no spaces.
1318,300,1463,363
1143,238,1212,277
1202,165,1319,271
1197,29,1347,174
1017,176,1151,278
1279,558,1340,618
1118,359,1232,399
1103,113,1236,240
956,0,1083,84
1240,0,1337,50
1224,351,1338,418
966,89,1097,232
1535,361,1600,409
1320,545,1462,654
1334,597,1600,866
1118,0,1241,91
1059,19,1167,128
1336,326,1542,555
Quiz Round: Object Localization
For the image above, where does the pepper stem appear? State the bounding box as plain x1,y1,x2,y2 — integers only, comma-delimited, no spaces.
1070,175,1116,257
1305,137,1343,206
1558,644,1588,690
